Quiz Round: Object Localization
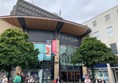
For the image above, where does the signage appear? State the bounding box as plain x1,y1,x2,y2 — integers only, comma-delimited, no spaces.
58,33,79,43
45,40,51,56
44,40,51,60
52,40,57,55
58,33,81,46
34,41,52,61
52,40,59,55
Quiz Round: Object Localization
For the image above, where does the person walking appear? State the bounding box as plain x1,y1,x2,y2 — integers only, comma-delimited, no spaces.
84,78,91,83
13,72,21,83
99,79,106,83
55,77,61,83
53,79,56,83
2,75,8,83
28,76,34,83
93,78,99,83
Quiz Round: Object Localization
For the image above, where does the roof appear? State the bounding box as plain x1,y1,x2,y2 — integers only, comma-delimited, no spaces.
0,16,91,37
11,0,63,20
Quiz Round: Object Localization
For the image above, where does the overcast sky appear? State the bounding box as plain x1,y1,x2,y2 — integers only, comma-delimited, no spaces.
0,0,118,23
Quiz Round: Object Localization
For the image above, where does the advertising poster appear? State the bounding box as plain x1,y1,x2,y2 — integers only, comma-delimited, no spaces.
44,40,51,60
52,40,59,55
34,43,45,61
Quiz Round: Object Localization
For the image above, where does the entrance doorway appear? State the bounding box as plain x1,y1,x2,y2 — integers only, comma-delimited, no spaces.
61,71,80,82
42,69,52,83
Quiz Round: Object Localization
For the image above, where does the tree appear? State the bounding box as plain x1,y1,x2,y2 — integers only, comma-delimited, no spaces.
0,28,39,80
71,37,118,79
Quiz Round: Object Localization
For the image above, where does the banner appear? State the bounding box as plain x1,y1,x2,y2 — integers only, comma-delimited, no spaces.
44,40,51,60
52,40,59,55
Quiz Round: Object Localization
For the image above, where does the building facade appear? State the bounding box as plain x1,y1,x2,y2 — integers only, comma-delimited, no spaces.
83,5,118,83
8,0,91,83
0,16,90,83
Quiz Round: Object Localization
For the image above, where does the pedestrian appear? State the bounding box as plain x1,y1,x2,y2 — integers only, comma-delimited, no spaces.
99,79,106,83
93,78,99,83
2,75,8,83
53,79,56,83
20,73,25,83
28,76,34,83
84,78,91,83
13,72,21,83
56,77,61,83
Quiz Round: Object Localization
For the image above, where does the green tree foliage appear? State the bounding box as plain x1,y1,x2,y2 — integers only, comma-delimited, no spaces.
71,37,118,79
0,28,39,79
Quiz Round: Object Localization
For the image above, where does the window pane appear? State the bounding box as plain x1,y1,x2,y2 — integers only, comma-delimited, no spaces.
60,45,77,65
108,32,113,37
110,43,118,54
94,31,99,39
106,26,114,37
92,20,97,27
105,14,110,21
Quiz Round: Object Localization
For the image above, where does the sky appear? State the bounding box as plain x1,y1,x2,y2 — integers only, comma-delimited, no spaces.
0,0,118,23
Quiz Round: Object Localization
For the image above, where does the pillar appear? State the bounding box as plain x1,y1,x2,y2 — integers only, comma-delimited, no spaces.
107,63,115,83
54,40,60,79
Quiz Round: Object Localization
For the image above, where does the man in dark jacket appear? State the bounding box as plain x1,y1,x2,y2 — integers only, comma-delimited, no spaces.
56,77,61,83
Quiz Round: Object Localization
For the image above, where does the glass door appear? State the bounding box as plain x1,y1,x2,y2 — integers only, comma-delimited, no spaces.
43,69,52,83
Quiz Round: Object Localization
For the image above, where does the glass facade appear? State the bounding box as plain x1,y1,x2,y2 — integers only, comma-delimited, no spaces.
60,45,80,82
33,42,81,82
60,45,77,66
26,29,82,83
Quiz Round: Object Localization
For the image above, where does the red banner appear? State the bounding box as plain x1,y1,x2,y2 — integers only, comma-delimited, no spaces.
52,40,58,55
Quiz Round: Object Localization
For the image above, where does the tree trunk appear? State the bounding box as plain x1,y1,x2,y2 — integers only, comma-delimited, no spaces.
91,66,95,80
7,66,11,83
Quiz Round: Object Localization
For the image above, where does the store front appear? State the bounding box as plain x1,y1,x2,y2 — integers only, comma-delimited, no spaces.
94,64,109,82
60,65,82,82
61,71,80,82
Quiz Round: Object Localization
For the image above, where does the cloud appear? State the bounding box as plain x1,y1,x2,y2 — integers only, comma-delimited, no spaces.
0,0,118,23
33,0,118,23
0,0,17,16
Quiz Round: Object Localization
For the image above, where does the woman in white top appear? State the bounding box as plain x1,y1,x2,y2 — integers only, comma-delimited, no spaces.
2,75,8,83
28,76,34,83
84,78,91,83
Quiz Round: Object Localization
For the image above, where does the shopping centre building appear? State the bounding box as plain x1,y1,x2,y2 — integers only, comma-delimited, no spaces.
0,15,90,83
0,1,91,82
